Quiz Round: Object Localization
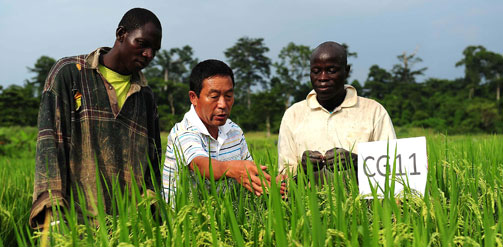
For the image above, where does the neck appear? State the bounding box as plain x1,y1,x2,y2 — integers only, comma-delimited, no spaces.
101,48,130,75
194,109,219,139
206,124,219,139
318,90,346,112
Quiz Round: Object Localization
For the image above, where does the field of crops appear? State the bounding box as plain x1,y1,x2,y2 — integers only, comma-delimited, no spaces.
1,127,502,246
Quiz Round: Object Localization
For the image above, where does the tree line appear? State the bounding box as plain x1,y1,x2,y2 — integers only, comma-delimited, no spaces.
1,37,502,134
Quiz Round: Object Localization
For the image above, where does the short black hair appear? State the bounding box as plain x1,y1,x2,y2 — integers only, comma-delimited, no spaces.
189,59,235,97
311,41,347,67
118,8,162,32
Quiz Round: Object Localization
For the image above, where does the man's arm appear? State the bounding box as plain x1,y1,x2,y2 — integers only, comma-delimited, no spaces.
190,157,271,196
277,110,299,176
30,63,72,229
372,108,396,141
144,88,163,192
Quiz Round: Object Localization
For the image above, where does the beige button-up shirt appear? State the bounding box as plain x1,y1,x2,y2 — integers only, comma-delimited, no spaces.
278,85,396,175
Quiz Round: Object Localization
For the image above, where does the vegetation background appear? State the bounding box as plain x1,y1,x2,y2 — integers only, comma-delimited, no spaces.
1,40,502,135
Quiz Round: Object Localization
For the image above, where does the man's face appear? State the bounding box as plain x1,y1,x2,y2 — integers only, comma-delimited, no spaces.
190,75,234,131
310,49,348,102
118,22,162,74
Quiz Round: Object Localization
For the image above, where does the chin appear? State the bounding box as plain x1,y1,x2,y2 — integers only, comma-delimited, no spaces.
214,119,227,126
316,92,334,100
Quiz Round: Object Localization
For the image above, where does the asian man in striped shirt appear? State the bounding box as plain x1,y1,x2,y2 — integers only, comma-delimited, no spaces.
163,59,284,204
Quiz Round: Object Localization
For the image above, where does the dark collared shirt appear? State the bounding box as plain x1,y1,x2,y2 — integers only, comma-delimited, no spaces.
30,47,162,228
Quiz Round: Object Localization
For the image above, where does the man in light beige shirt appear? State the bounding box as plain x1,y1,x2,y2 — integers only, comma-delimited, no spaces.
278,41,396,178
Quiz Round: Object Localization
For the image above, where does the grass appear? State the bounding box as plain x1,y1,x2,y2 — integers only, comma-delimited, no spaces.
0,127,502,246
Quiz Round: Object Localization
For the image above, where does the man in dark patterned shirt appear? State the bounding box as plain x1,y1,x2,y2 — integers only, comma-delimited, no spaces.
30,8,163,228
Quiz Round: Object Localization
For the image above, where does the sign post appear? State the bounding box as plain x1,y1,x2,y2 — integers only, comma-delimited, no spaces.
357,136,428,197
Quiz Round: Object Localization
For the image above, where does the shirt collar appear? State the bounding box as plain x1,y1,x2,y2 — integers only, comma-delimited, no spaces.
85,47,147,86
306,85,358,112
185,105,232,140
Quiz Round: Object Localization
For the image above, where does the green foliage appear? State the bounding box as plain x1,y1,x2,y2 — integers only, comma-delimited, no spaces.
363,47,503,134
26,56,56,97
144,46,195,129
1,44,502,135
1,129,503,245
392,50,427,84
456,45,503,100
273,42,311,108
0,127,37,157
0,85,39,127
224,37,271,109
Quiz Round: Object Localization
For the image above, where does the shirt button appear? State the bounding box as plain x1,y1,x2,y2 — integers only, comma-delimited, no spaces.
109,86,113,90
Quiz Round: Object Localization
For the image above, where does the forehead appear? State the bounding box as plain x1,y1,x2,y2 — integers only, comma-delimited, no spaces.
128,22,162,41
310,48,345,66
201,75,234,91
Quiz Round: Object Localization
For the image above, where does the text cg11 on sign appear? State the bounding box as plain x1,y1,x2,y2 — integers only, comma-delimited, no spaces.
357,136,428,198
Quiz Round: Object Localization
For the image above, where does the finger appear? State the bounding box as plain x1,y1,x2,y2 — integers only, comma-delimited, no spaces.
301,151,309,166
350,153,358,164
260,170,272,182
280,184,287,193
251,180,264,195
309,151,324,160
310,156,324,163
276,174,287,183
250,170,271,187
325,148,335,158
249,174,268,189
242,183,253,193
325,159,334,171
311,158,325,171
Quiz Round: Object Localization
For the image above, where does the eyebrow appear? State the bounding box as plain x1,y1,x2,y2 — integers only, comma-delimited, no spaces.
208,88,234,93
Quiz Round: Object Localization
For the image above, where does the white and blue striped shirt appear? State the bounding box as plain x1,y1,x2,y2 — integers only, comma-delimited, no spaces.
163,105,252,203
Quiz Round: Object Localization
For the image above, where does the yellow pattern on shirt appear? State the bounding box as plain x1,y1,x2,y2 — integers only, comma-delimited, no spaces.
98,64,131,109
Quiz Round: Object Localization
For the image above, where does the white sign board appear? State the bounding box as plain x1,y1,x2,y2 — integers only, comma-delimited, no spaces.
357,136,428,197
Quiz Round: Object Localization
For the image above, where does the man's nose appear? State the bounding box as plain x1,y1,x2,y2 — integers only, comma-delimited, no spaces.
319,71,330,81
142,48,155,60
217,96,227,109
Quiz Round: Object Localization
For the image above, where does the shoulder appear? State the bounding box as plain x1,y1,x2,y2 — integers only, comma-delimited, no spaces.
356,96,391,122
140,85,156,99
357,96,387,111
168,117,201,140
44,55,87,92
282,99,308,121
226,119,245,136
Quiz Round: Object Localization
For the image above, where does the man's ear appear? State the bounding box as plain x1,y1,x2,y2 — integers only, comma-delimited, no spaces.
345,65,351,77
189,91,198,106
116,26,127,42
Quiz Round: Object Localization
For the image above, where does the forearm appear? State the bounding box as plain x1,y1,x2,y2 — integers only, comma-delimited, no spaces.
31,90,69,228
190,157,235,180
277,119,298,175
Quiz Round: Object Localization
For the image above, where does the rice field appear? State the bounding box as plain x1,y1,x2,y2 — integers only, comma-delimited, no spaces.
0,127,502,246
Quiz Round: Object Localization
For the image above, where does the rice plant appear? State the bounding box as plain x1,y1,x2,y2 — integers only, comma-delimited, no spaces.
0,128,502,246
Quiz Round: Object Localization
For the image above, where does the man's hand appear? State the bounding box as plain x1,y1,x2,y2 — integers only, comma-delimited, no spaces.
276,174,288,197
324,148,357,172
191,158,272,196
226,160,272,196
300,150,325,173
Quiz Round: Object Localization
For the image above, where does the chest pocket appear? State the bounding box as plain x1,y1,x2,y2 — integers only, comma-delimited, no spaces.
345,125,372,151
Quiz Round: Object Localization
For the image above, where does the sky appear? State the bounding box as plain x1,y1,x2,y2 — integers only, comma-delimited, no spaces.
0,0,502,88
